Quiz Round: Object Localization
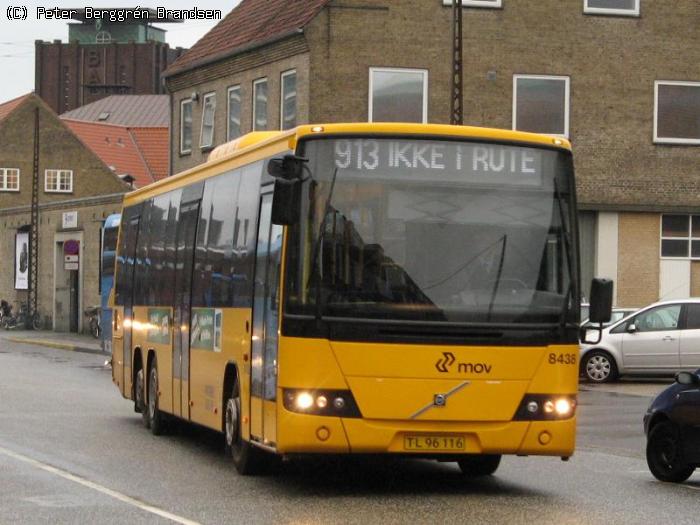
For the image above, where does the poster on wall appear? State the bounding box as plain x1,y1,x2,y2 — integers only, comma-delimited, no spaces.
15,232,29,290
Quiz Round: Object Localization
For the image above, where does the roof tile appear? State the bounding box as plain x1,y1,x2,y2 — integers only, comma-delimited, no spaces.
165,0,328,76
60,95,169,127
64,120,159,189
0,93,32,123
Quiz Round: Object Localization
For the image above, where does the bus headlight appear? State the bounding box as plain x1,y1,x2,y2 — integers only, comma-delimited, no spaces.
295,392,314,410
514,394,577,420
283,389,362,418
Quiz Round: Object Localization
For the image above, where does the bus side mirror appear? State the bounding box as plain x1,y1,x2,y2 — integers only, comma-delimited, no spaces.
268,154,307,181
580,278,613,345
589,278,613,324
272,179,301,225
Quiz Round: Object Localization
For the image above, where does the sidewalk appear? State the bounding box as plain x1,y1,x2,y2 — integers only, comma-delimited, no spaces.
0,329,103,354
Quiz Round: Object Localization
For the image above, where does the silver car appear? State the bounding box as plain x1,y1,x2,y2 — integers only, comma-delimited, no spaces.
580,299,700,383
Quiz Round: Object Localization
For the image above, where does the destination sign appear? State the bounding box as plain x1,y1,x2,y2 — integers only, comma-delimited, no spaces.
331,139,545,186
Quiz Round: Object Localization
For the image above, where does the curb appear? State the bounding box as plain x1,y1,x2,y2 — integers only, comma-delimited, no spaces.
6,337,104,356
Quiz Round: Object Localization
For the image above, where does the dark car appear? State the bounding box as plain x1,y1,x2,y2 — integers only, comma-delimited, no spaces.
644,370,700,482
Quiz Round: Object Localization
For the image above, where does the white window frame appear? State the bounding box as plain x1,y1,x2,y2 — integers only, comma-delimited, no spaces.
227,85,242,141
180,99,193,155
252,77,268,131
280,69,297,131
583,0,639,17
45,169,73,193
512,74,570,138
659,215,699,260
199,92,216,149
368,67,429,124
442,0,502,8
654,80,700,145
0,168,20,192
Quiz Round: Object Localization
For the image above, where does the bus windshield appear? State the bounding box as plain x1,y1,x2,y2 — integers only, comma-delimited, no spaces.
284,137,576,325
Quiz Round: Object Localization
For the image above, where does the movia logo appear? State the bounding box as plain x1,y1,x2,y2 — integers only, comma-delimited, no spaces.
435,352,493,374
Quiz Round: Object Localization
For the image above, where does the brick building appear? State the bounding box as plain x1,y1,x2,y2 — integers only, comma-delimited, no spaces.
35,9,185,114
0,94,128,332
163,0,700,307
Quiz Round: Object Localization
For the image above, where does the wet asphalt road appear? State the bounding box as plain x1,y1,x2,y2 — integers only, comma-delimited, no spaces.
1,340,699,525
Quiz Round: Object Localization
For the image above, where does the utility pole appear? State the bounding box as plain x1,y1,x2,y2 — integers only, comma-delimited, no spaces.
28,106,39,329
450,0,463,125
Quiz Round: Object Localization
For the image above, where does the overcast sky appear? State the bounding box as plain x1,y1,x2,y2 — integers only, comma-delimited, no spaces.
0,1,241,104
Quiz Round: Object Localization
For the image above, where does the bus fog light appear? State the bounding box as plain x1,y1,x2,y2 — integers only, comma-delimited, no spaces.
296,392,314,410
543,400,555,414
316,395,328,409
333,397,345,410
555,398,572,416
538,431,552,445
526,401,539,414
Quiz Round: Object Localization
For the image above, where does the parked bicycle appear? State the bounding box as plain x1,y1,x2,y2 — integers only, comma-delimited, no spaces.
84,306,101,339
0,300,41,330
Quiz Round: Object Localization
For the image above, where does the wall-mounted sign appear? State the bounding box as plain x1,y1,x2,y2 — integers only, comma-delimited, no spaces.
62,211,78,229
64,240,80,270
15,232,29,290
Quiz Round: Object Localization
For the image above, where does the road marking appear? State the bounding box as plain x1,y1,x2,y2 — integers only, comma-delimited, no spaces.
0,445,202,525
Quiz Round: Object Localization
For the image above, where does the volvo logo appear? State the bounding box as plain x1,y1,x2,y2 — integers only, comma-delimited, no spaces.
433,394,447,407
435,351,493,374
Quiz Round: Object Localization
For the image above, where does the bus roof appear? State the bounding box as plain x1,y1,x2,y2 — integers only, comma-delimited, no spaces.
123,123,571,206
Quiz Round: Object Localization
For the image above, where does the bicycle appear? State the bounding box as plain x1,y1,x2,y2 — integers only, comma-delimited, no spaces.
1,301,41,330
84,306,101,339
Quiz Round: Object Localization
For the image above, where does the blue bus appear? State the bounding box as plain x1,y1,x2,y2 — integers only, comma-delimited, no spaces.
100,213,121,353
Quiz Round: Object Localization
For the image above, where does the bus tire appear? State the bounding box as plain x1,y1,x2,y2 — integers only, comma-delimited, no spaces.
146,358,166,436
224,382,265,475
457,454,502,477
135,367,147,423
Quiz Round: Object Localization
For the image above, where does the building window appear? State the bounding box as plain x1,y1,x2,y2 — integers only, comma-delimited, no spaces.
513,75,570,138
253,78,268,131
654,81,700,145
0,168,19,192
280,70,297,130
227,85,241,141
369,67,428,123
180,99,193,154
200,92,216,149
583,0,639,16
95,31,112,43
442,0,502,7
660,215,700,259
45,169,73,193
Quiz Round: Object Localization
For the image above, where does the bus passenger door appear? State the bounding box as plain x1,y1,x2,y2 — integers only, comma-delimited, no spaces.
173,200,201,419
250,193,283,446
122,215,140,398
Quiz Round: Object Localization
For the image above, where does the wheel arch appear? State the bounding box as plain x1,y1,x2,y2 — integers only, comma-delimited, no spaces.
581,347,620,369
646,412,670,435
132,346,144,400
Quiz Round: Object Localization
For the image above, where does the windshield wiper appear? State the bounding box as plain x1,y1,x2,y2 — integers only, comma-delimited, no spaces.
487,234,507,321
553,179,575,328
306,168,339,321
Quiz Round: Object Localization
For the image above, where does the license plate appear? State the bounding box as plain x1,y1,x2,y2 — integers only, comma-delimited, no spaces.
403,435,465,451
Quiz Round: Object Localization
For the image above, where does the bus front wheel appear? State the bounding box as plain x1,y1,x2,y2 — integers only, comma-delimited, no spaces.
457,454,502,476
224,384,266,475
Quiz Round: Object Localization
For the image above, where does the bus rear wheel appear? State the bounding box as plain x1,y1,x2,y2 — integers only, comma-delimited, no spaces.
224,384,266,475
457,454,502,477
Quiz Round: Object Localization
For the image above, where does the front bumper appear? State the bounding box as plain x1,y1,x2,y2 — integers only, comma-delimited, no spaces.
276,410,576,457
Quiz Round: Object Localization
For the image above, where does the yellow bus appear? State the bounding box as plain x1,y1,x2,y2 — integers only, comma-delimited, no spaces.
111,123,607,476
